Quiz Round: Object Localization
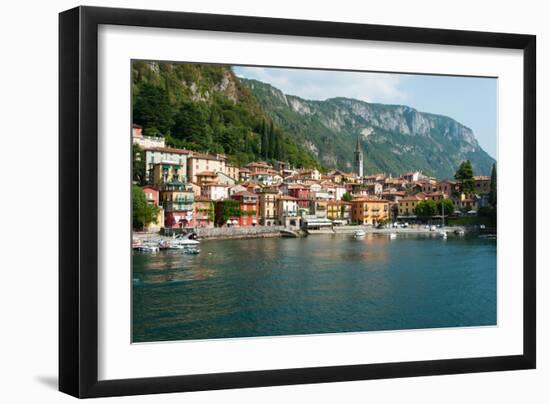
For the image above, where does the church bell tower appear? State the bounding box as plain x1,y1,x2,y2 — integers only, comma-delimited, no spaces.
354,136,364,178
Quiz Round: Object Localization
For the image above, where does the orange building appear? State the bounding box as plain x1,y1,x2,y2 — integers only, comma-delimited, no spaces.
351,197,390,225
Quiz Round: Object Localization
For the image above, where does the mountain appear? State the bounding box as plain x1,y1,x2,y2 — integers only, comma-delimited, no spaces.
132,61,320,168
242,78,495,179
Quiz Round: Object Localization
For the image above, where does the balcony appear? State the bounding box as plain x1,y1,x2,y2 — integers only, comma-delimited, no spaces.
174,197,194,203
163,202,194,212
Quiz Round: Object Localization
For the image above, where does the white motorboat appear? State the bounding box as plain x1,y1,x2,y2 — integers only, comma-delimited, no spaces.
389,233,397,240
440,231,447,239
174,232,200,246
354,230,366,238
135,244,159,253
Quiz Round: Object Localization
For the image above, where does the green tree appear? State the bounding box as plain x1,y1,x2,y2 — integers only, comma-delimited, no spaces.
216,200,242,226
436,198,455,216
454,160,475,194
172,101,212,149
132,185,159,230
341,192,353,202
132,144,146,185
415,200,437,219
133,83,174,135
489,163,497,207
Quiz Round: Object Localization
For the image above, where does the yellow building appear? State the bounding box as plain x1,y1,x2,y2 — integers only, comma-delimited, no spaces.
151,162,185,189
258,188,279,226
351,197,390,225
327,201,352,224
398,194,425,216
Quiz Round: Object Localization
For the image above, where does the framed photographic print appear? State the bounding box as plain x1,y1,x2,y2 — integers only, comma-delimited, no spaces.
59,6,536,398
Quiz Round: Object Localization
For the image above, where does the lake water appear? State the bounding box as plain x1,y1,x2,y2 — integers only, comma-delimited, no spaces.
132,233,496,343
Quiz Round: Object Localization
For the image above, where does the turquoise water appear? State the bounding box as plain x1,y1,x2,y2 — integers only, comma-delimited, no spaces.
132,234,496,342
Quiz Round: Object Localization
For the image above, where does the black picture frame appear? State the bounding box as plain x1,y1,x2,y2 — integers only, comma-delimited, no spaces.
59,5,536,398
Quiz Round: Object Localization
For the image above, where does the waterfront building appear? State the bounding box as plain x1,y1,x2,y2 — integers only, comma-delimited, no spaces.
143,147,190,183
132,123,165,149
277,195,300,229
353,137,364,178
301,215,333,230
187,153,226,183
397,194,426,216
141,185,164,232
327,200,352,225
258,188,279,226
194,196,215,228
313,199,328,218
287,184,312,213
351,196,390,225
201,183,229,201
151,162,186,189
160,187,195,228
231,191,259,227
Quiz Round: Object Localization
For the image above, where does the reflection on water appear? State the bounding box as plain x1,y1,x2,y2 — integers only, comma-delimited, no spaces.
132,234,496,342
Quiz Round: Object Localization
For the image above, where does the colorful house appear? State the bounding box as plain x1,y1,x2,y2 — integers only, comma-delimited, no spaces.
194,196,215,228
397,194,426,216
201,183,229,201
277,195,300,229
258,188,279,226
231,191,259,227
286,184,312,213
327,200,352,225
160,187,195,228
151,162,186,189
141,185,164,232
143,146,190,183
351,197,391,225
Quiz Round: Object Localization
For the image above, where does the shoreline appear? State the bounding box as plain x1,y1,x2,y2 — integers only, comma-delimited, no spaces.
134,224,489,242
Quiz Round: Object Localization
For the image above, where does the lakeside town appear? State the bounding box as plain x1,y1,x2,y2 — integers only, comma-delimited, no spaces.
132,122,496,245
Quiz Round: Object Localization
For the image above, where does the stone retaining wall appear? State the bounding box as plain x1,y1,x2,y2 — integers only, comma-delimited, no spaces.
196,226,285,240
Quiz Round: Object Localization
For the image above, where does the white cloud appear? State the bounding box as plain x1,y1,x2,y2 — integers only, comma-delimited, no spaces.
233,66,408,104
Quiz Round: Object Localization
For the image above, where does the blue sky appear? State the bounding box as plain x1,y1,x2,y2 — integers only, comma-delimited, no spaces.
234,66,497,159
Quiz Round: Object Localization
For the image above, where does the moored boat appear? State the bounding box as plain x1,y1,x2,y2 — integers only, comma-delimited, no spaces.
354,230,366,238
